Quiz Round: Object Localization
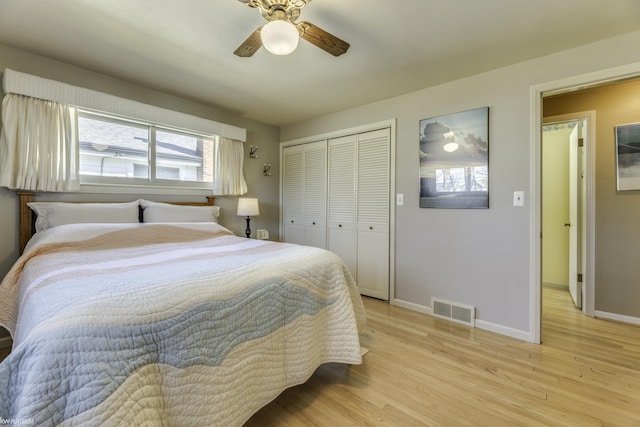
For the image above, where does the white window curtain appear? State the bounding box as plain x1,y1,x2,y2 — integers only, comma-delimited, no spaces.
213,137,247,196
0,93,79,192
3,69,246,142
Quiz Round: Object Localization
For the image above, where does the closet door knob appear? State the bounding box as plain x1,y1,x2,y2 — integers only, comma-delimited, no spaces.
312,221,316,225
338,224,342,228
369,226,374,230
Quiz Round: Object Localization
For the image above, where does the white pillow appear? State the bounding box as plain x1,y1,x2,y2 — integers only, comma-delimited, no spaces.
140,199,220,223
28,201,141,232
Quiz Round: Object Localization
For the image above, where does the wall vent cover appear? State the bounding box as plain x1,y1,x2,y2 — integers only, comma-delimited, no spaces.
431,298,476,327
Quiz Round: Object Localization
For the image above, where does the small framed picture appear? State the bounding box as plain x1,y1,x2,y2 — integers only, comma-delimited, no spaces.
615,122,640,191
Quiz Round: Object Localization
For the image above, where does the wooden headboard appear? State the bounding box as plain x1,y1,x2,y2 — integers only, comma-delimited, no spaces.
17,192,215,254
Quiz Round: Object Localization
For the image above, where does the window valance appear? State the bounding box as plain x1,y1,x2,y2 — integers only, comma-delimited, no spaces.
2,68,246,142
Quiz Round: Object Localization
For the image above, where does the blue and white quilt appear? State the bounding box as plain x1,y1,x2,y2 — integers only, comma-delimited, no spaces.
0,222,365,426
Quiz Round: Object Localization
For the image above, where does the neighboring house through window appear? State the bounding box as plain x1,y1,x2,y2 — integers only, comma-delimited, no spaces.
2,70,247,195
78,111,215,189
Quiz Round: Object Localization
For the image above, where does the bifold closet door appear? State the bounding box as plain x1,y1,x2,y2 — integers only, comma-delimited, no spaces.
356,129,390,300
303,141,327,249
282,127,391,300
327,135,357,277
282,141,327,248
282,144,304,245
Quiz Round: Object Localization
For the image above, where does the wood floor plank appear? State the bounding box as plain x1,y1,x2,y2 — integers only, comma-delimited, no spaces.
2,287,639,425
247,287,640,426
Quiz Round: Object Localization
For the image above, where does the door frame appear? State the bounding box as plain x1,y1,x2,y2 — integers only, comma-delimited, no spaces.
529,61,640,344
542,113,593,312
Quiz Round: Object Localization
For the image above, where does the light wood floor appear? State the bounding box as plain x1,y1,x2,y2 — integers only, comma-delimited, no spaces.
246,287,640,426
1,288,638,425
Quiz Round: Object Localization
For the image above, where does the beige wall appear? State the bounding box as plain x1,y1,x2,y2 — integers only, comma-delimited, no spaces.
542,125,572,287
544,78,640,317
0,42,281,290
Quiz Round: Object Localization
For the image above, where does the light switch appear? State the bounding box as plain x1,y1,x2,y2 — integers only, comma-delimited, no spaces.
396,193,404,206
513,191,524,207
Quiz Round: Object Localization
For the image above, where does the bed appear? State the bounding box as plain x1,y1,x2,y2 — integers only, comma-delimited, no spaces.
0,194,366,426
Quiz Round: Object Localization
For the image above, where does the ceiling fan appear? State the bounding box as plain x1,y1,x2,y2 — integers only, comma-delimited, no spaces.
234,0,350,57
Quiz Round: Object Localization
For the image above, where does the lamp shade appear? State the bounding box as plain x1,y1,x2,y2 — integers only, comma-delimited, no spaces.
260,20,299,55
237,197,260,216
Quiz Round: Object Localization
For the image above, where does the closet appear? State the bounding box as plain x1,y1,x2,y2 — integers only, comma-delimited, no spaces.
281,140,327,248
281,126,391,300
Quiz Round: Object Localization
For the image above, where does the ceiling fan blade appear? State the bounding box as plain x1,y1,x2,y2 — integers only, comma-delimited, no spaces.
237,0,260,7
297,21,349,56
234,27,263,57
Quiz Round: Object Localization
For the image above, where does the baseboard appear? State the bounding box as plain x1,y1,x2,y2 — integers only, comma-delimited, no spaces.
0,336,12,349
392,299,532,342
595,310,640,326
391,298,433,315
474,320,532,342
543,282,569,290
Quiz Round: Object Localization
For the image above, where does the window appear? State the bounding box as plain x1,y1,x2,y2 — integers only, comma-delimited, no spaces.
78,111,216,189
436,166,488,193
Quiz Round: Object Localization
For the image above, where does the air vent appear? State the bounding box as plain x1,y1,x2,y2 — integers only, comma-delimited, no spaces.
431,298,475,327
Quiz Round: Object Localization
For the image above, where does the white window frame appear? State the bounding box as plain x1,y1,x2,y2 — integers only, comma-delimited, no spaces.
78,110,218,193
435,165,488,194
2,69,247,196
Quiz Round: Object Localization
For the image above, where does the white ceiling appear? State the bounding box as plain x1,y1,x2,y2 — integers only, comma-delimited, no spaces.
1,0,640,127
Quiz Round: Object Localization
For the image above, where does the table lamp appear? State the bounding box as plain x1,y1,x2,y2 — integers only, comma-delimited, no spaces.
237,197,260,238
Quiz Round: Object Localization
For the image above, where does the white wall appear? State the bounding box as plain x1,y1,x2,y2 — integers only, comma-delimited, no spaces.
281,31,640,339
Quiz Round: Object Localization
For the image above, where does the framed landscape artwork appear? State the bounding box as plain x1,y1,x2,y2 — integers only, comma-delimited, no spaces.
419,107,489,208
615,122,640,191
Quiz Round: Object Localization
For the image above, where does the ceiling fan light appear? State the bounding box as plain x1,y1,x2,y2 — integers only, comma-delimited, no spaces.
261,20,299,55
443,142,459,152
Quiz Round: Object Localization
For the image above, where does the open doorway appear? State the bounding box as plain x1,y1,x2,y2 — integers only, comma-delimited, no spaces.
532,68,640,344
541,116,589,318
